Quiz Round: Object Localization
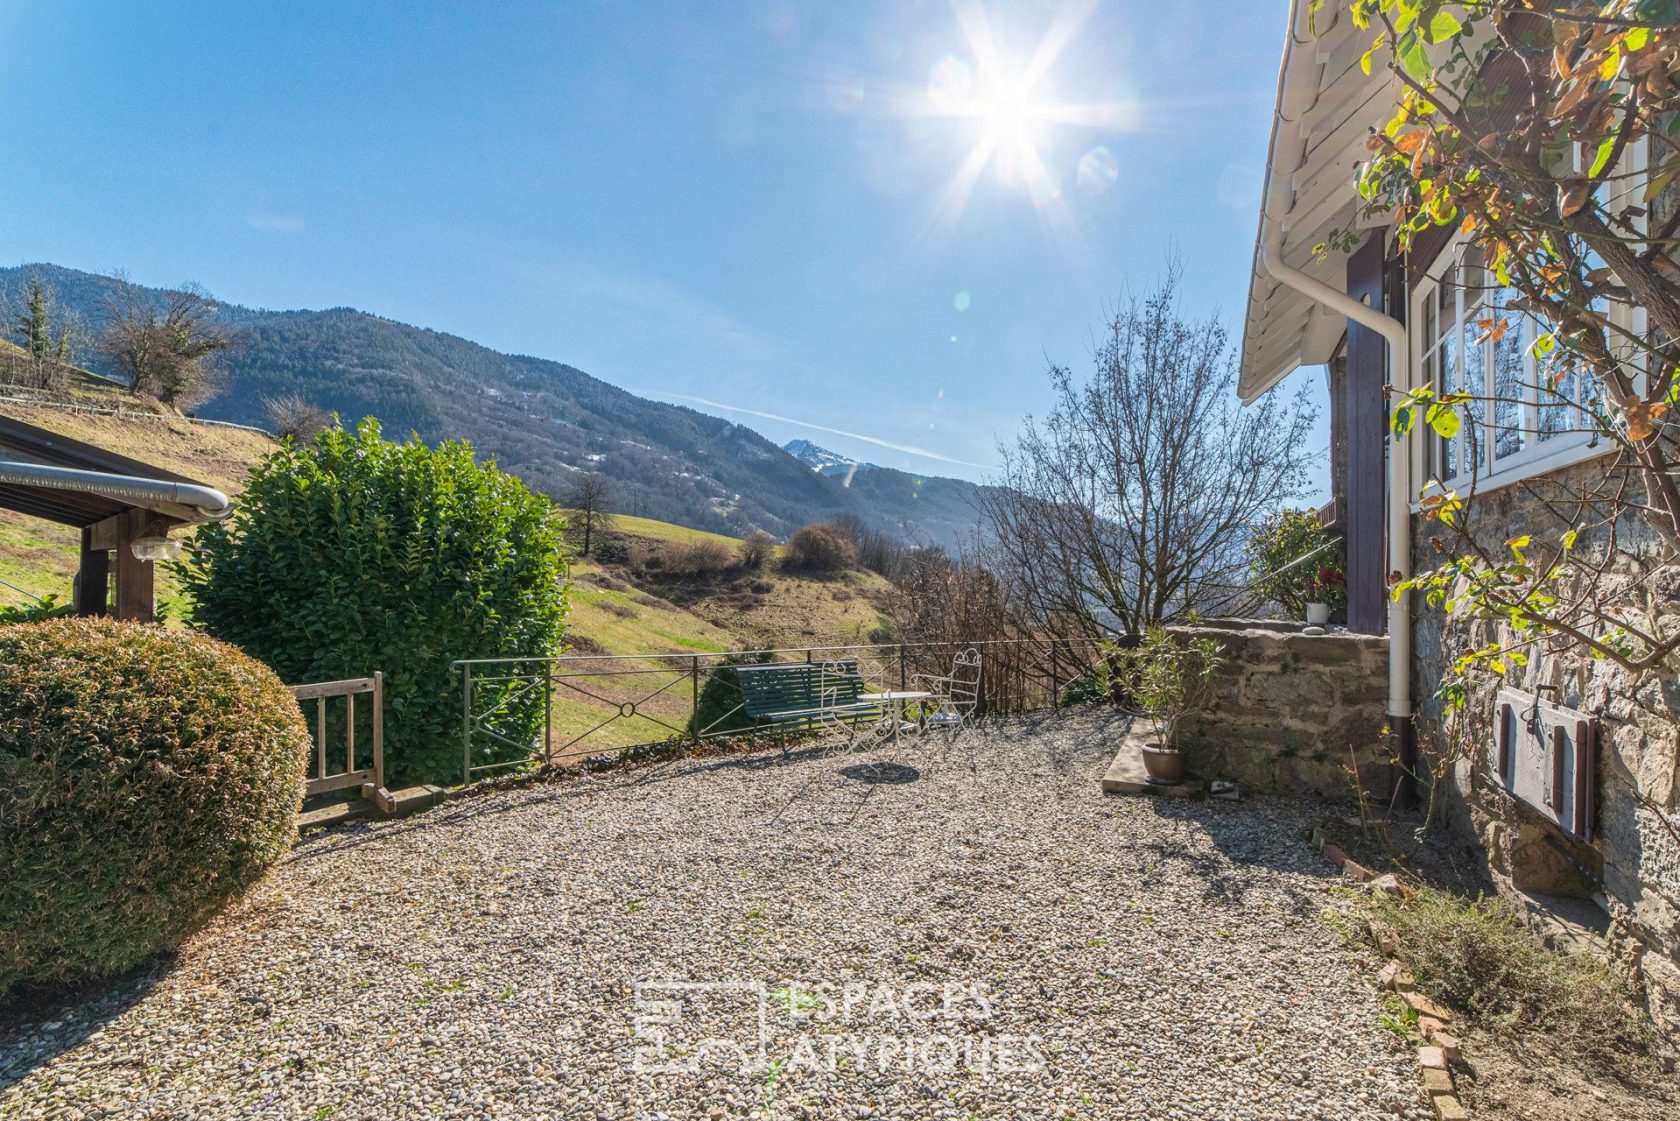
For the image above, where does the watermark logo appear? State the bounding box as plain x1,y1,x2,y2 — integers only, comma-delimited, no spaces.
630,978,1044,1076
632,981,769,1074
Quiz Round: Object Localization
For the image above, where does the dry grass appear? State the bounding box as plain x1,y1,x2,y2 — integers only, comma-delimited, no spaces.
0,401,272,494
1372,887,1659,1074
696,567,893,648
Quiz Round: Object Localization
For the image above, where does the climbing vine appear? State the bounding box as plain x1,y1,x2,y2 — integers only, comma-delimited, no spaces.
1321,0,1680,705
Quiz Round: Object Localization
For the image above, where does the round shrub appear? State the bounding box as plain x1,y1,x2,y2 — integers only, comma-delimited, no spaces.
781,523,856,575
0,617,309,999
737,530,774,572
687,652,773,739
178,419,569,786
662,539,733,578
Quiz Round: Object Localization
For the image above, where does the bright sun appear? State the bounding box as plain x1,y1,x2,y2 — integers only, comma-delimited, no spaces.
915,1,1126,227
981,83,1035,146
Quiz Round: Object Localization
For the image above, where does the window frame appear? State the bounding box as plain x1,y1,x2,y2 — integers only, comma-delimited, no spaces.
1405,138,1647,504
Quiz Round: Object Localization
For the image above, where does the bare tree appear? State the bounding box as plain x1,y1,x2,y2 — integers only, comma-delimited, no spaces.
780,523,856,575
261,393,332,445
983,267,1317,637
891,545,1018,649
561,471,615,556
737,529,775,571
99,276,235,408
888,543,1087,711
825,512,907,578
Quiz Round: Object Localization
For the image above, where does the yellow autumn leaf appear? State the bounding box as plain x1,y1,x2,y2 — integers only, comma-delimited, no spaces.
1622,395,1669,441
1600,45,1622,81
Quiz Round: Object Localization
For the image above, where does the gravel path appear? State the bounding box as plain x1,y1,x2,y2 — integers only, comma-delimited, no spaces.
1,711,1426,1120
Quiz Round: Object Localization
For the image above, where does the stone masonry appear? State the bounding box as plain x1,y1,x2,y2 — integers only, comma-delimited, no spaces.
1172,622,1391,800
1410,457,1680,1032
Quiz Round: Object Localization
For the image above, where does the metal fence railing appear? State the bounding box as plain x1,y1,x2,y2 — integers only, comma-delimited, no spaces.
451,637,1108,786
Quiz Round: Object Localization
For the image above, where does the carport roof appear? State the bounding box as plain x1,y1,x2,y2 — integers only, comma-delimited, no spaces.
0,413,204,528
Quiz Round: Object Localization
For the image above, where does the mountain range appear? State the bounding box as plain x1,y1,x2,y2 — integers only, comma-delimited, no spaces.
2,264,990,545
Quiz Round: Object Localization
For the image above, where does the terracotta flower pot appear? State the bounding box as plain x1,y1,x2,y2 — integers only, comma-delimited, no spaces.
1141,741,1186,784
1305,602,1331,626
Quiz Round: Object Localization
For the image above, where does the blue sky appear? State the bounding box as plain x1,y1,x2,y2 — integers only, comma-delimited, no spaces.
0,0,1324,486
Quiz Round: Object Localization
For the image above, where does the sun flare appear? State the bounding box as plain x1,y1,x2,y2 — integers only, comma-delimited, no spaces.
914,1,1128,232
979,82,1036,146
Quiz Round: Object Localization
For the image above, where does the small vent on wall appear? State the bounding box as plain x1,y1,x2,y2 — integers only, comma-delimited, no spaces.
1493,688,1597,843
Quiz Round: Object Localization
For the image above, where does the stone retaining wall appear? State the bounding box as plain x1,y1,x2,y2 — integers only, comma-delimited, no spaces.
1171,623,1390,800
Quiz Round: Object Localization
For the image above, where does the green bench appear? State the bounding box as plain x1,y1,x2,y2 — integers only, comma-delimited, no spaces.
734,660,888,733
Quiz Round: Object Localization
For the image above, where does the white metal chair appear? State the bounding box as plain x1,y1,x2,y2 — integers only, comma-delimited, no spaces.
814,660,894,752
913,648,982,735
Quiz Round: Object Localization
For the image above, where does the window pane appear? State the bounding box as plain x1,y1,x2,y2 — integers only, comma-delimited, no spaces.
1537,362,1576,441
1492,288,1526,459
1422,347,1440,479
1459,285,1487,478
1442,317,1462,478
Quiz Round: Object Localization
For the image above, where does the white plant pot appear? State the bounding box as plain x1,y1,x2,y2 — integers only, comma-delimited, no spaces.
1305,602,1331,626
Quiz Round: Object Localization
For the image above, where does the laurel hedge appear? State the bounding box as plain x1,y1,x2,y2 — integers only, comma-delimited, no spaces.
0,618,310,999
177,419,570,786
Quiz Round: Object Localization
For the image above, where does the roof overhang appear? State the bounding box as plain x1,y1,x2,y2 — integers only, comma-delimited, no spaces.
0,414,228,528
1239,0,1399,403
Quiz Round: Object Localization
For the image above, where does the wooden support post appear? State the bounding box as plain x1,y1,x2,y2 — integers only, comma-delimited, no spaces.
112,508,156,622
74,527,110,616
371,671,384,790
1344,234,1390,635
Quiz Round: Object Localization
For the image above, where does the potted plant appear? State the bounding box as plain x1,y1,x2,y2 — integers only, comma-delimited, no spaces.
1106,628,1223,784
1303,562,1346,626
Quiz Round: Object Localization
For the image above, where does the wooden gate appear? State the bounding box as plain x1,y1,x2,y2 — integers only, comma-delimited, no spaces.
291,672,392,811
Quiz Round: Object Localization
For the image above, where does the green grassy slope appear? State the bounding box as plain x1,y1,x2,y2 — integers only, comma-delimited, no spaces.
548,515,895,755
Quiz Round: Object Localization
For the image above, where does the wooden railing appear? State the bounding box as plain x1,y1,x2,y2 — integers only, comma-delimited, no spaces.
291,672,385,801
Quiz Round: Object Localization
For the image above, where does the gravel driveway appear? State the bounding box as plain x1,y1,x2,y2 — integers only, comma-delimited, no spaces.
1,710,1426,1120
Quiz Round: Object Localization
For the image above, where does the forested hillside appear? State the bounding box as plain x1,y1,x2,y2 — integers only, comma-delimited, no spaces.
2,264,990,544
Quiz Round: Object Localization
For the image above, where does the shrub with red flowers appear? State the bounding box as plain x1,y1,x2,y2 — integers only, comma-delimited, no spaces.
1305,563,1348,613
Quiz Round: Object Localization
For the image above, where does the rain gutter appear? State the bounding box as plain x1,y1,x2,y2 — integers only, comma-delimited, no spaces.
0,460,232,525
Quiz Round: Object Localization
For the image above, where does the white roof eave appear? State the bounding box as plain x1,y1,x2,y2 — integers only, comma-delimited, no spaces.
1238,0,1398,403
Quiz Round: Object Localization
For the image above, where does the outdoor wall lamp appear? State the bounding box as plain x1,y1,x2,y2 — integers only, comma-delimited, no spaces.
131,535,183,562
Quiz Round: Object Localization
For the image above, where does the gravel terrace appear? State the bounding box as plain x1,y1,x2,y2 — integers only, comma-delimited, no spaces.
1,710,1427,1121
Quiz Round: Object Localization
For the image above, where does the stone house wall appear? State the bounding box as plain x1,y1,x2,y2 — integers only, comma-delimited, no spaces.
1172,623,1390,800
1408,456,1680,1030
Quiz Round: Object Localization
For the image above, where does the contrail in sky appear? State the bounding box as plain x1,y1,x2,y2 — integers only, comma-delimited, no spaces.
644,391,995,472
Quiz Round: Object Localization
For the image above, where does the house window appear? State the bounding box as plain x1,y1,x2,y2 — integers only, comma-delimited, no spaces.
1413,244,1609,490
1411,134,1653,493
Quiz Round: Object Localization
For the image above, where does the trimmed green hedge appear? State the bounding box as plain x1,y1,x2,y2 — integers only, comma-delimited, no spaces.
0,618,309,999
178,419,570,786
